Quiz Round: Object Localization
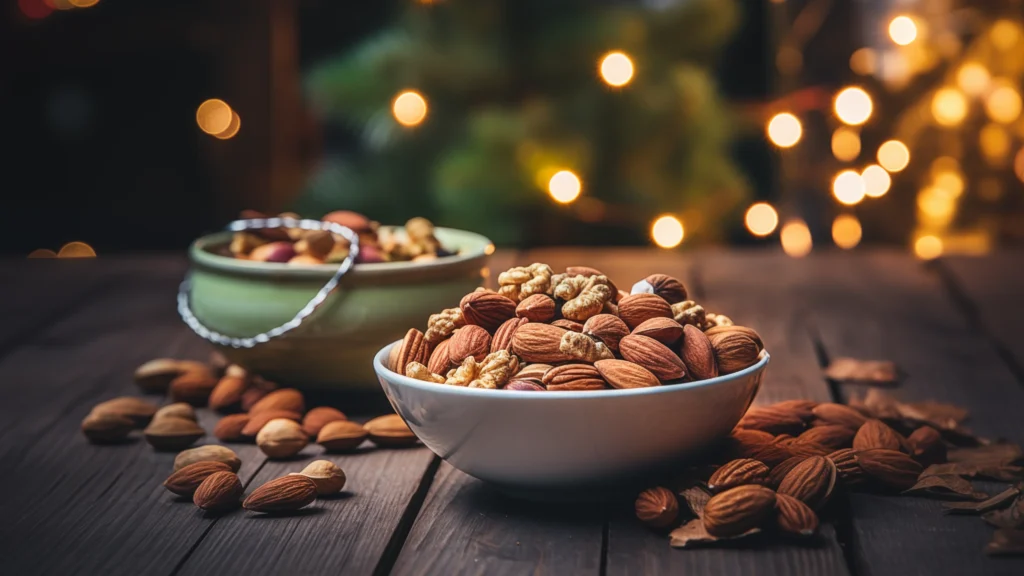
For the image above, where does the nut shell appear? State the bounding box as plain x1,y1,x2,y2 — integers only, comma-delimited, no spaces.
295,460,346,495
154,403,197,422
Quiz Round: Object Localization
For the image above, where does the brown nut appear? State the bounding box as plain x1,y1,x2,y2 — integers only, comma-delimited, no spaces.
173,445,241,472
317,420,369,452
243,475,318,513
193,471,243,511
460,291,517,331
163,461,233,497
511,323,574,364
630,274,688,304
90,396,159,428
777,456,837,510
365,414,418,448
294,460,346,495
594,359,660,389
617,293,673,330
214,414,250,442
154,402,197,422
241,410,303,438
302,407,348,438
491,317,528,354
169,371,219,407
81,412,134,444
392,329,431,373
635,487,679,528
618,334,686,381
582,314,629,352
256,418,309,459
679,324,718,381
707,331,760,375
448,325,492,364
209,376,249,413
515,294,556,323
427,339,454,374
248,388,305,416
143,417,205,451
708,458,770,492
702,485,777,537
542,363,607,391
631,317,684,346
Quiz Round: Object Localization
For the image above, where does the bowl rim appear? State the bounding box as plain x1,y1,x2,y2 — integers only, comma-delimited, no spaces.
374,340,770,400
189,226,494,279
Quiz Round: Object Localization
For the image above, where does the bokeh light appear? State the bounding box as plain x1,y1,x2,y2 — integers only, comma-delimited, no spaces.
196,99,235,136
877,140,910,172
984,82,1022,124
832,215,862,249
849,48,876,76
651,215,684,249
58,242,97,258
832,170,866,205
766,113,802,148
990,19,1022,51
599,52,634,87
933,171,964,197
28,249,58,258
980,123,1011,162
780,220,813,258
914,235,943,260
548,170,582,204
834,87,873,125
831,128,861,161
931,88,968,126
861,164,891,198
68,0,100,7
745,203,779,237
917,188,956,227
957,63,990,97
978,177,1004,201
392,90,428,127
1015,148,1024,182
888,16,918,46
930,156,960,176
212,111,241,140
19,0,53,19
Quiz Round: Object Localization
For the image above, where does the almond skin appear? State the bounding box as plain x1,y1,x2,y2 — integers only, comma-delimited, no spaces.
143,416,204,451
460,291,517,331
154,403,197,422
515,294,556,322
491,317,528,354
708,459,770,492
857,448,923,490
365,414,417,448
635,487,679,528
248,388,305,416
617,293,673,330
827,449,865,486
708,332,760,375
811,403,868,429
163,461,232,496
631,317,684,346
302,407,348,438
775,493,819,536
81,412,134,444
193,471,243,511
256,419,309,459
777,456,837,510
594,359,660,389
134,359,196,393
796,425,855,451
679,324,718,381
618,334,686,381
241,410,303,438
214,414,250,442
853,419,905,452
169,371,219,406
705,325,764,352
448,325,492,364
504,379,546,391
737,406,806,435
208,376,249,413
766,456,805,489
90,396,159,428
582,314,630,352
427,339,454,374
542,363,607,391
551,319,584,332
294,460,346,495
317,420,369,452
243,475,318,513
703,485,777,537
907,426,946,466
511,323,574,364
633,274,688,304
392,328,431,374
173,445,241,472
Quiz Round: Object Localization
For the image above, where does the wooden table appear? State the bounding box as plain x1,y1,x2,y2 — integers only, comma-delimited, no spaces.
1,248,1022,576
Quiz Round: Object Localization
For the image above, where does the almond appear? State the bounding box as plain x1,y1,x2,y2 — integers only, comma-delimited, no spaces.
853,419,905,452
448,325,492,364
679,324,718,381
511,323,573,364
163,461,233,496
702,485,777,537
551,319,584,332
704,325,764,352
427,339,455,374
504,379,546,391
302,407,348,438
241,410,303,437
515,294,556,322
775,493,818,536
173,445,241,472
631,274,687,304
366,414,418,448
708,459,770,492
617,293,673,330
635,487,679,528
143,416,204,451
736,406,806,435
209,376,249,413
514,363,553,381
827,448,865,486
81,412,134,444
392,328,431,373
766,456,805,489
777,455,836,510
240,387,270,412
857,448,923,490
582,314,630,352
632,317,684,346
619,334,686,381
594,359,660,389
811,403,868,430
460,291,517,331
90,396,159,428
707,331,760,375
154,403,197,422
543,363,607,391
256,418,308,458
169,371,219,406
294,460,346,495
796,425,855,451
134,359,202,393
243,475,318,513
248,388,305,416
491,317,528,354
773,399,817,421
317,420,369,452
214,414,250,441
786,441,832,459
194,471,243,511
907,426,946,466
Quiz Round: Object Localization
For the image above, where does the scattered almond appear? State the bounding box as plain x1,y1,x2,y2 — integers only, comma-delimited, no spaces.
777,455,836,510
173,445,241,472
708,459,770,492
243,475,318,513
248,388,305,416
241,410,303,438
143,416,204,451
163,461,232,496
635,487,679,528
294,460,346,495
702,485,776,537
775,493,818,537
317,420,369,452
194,471,243,511
256,418,308,459
90,396,159,428
365,414,417,448
209,376,249,413
214,414,250,442
81,412,134,444
154,403,197,422
302,407,348,438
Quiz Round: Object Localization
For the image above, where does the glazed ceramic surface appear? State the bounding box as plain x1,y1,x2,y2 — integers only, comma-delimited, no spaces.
185,227,492,390
374,342,769,489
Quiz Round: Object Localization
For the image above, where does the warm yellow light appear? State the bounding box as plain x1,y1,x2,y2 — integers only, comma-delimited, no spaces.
877,140,910,172
990,19,1022,51
980,123,1011,161
780,220,813,258
933,171,964,198
832,215,862,249
599,52,634,87
68,0,100,7
978,177,1004,201
917,188,956,226
1015,148,1024,182
984,83,1022,124
831,128,861,161
766,113,802,148
27,249,58,258
861,164,891,198
849,48,876,76
889,16,918,46
914,235,943,260
930,156,960,176
834,87,873,125
548,170,582,204
833,170,866,205
196,99,233,136
57,242,96,258
931,88,968,126
744,203,779,237
956,63,990,97
651,215,685,249
213,111,241,140
392,90,428,127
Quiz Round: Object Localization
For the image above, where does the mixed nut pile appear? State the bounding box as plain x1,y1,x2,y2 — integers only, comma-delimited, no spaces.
390,263,761,390
218,209,455,265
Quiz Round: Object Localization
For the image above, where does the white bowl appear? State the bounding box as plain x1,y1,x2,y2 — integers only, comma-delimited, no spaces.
373,342,769,490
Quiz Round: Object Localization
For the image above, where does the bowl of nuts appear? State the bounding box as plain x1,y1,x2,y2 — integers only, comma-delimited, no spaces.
182,211,493,391
372,264,769,489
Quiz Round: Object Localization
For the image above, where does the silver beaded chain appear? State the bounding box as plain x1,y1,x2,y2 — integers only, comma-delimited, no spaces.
177,217,360,349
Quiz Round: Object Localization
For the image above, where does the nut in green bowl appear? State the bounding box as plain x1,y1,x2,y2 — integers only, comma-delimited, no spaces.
185,227,493,391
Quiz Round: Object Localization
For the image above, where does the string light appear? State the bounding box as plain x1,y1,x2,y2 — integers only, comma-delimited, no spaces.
861,164,891,198
57,242,96,258
888,16,918,46
832,170,866,205
849,48,876,76
780,220,812,258
599,52,634,87
832,215,862,249
744,203,779,237
877,140,910,172
548,170,582,204
766,113,802,148
651,215,684,249
831,128,861,161
931,88,968,126
914,235,943,260
196,99,234,136
392,91,428,127
834,87,872,126
957,63,990,97
984,82,1022,124
28,249,58,258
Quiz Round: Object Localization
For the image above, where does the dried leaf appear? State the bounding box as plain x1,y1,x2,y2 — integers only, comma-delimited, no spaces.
944,486,1020,515
947,443,1023,467
921,462,1024,483
824,358,897,386
985,530,1024,556
896,400,968,429
669,485,761,548
902,474,988,501
983,492,1024,529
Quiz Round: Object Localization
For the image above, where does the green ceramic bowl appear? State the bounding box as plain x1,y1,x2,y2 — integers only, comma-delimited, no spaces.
185,227,492,391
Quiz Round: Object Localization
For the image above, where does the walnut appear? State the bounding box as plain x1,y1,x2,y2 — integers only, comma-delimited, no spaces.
425,308,465,343
672,300,706,328
705,312,734,328
555,275,614,321
444,350,519,389
405,362,445,383
498,263,553,302
559,331,614,363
